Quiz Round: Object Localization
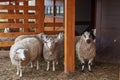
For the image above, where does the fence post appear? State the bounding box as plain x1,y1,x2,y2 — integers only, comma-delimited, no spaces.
36,0,44,33
64,0,75,72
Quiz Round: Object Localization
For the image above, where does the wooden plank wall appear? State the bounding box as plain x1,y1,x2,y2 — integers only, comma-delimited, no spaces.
0,0,64,47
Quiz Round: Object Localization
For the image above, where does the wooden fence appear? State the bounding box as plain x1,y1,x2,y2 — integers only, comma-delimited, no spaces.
0,0,63,47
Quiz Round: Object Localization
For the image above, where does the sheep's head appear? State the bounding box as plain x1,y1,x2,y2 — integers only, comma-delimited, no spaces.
43,37,58,55
82,31,92,44
15,49,28,61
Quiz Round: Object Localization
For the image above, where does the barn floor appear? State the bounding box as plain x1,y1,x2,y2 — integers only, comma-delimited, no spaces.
0,51,119,80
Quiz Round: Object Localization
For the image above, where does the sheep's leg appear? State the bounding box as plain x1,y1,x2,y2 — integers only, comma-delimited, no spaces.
80,59,85,72
16,65,20,75
88,59,93,72
19,61,22,77
52,61,55,71
56,61,58,65
19,67,22,77
36,60,39,70
30,62,33,68
47,61,50,71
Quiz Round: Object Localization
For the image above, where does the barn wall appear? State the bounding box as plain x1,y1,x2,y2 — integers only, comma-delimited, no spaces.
96,0,120,64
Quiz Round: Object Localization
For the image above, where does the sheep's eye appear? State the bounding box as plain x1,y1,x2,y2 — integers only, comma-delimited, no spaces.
89,35,91,38
84,35,86,38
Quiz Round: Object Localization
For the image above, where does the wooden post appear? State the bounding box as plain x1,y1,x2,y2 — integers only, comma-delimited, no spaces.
23,1,28,32
64,0,75,72
36,0,44,33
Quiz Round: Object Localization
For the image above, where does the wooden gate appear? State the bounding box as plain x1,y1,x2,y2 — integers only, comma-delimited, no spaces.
0,0,64,47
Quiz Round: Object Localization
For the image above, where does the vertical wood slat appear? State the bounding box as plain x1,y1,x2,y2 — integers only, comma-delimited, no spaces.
14,1,20,32
53,0,56,31
15,1,19,23
36,0,44,33
8,2,14,23
64,0,75,72
23,1,28,32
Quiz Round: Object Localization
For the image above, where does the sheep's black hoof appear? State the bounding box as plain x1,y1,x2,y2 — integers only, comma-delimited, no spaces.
81,70,84,72
88,70,92,72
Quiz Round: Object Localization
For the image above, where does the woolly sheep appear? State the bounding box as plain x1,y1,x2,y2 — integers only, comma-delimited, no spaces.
14,33,44,43
76,31,96,72
9,37,42,77
42,32,64,71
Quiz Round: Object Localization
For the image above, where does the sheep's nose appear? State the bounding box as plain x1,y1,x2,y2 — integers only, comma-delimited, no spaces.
86,39,91,43
49,52,52,55
22,58,25,61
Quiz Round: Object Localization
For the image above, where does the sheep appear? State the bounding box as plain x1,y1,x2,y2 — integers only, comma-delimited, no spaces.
76,31,96,72
42,32,64,71
14,33,44,43
9,37,42,77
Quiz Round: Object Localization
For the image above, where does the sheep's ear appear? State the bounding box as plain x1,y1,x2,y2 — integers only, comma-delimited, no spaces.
24,49,28,52
57,32,64,39
16,49,28,54
16,49,24,54
38,33,45,39
41,34,48,42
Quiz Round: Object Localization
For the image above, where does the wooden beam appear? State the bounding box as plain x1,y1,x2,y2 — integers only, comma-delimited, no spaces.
64,0,75,72
36,0,44,33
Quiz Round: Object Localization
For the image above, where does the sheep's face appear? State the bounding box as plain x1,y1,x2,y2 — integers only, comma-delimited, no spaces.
82,31,91,44
44,38,57,55
16,49,28,61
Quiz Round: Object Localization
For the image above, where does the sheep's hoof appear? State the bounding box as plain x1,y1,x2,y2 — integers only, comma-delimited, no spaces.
46,69,49,71
81,70,84,72
36,67,39,70
16,72,19,75
88,70,92,72
56,62,58,65
19,75,22,77
53,69,55,71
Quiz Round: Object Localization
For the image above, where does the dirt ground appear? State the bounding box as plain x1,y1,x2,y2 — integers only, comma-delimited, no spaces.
0,56,119,80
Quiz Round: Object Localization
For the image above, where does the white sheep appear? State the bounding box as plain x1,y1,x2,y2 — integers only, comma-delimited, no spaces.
42,32,64,71
9,37,42,77
14,33,44,43
76,31,96,72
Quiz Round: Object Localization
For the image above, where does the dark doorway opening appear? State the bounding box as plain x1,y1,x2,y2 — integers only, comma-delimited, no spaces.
75,0,95,36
